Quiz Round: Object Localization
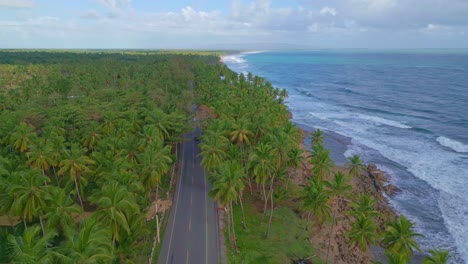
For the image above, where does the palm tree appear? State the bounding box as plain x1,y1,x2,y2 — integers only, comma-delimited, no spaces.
422,249,450,264
90,181,139,245
26,139,57,183
43,187,82,234
138,140,172,243
382,215,423,262
199,133,229,172
80,122,101,152
58,143,95,210
249,143,274,204
7,225,57,264
386,251,408,264
325,171,352,261
310,143,334,181
9,170,50,233
229,118,253,163
326,171,352,199
210,161,246,247
8,122,37,153
350,194,379,219
311,129,324,145
347,215,378,251
346,154,366,178
59,217,114,263
300,178,331,230
285,147,304,189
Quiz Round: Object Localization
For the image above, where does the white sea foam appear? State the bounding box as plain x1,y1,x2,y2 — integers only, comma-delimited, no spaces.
437,136,468,153
307,111,411,129
439,192,468,263
241,50,268,55
222,55,247,64
356,114,412,129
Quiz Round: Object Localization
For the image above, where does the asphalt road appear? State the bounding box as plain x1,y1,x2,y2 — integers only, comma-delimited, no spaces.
158,128,219,264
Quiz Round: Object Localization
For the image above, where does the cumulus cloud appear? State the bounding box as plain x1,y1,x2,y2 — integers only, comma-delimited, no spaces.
0,0,34,8
320,7,337,16
2,0,468,48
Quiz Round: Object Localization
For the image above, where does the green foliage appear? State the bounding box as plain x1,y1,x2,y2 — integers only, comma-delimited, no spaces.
0,51,207,262
422,249,450,264
382,215,423,262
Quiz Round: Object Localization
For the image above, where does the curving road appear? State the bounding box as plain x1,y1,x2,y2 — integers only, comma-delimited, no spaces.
158,128,219,264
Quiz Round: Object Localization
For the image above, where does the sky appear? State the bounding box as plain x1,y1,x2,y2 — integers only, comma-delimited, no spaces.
1,0,468,49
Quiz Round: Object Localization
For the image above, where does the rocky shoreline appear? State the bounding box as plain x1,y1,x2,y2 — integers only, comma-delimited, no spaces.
293,127,400,264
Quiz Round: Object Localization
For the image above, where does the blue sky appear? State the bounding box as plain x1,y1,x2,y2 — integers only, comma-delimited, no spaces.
1,0,468,49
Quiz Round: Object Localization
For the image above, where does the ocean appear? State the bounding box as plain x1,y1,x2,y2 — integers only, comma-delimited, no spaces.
223,50,468,263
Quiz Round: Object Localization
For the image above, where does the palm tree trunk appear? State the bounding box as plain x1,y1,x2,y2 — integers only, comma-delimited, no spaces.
155,186,160,243
226,205,232,245
52,166,60,187
42,169,48,186
230,201,238,251
261,187,271,223
239,195,247,229
265,186,274,238
39,215,46,237
302,212,311,233
326,209,337,264
262,175,275,223
74,176,84,211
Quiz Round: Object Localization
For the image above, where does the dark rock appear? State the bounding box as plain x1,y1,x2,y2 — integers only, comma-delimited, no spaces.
383,184,400,197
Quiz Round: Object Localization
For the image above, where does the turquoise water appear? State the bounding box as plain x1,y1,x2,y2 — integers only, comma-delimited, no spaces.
224,50,468,263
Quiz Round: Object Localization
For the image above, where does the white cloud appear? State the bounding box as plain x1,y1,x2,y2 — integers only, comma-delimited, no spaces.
94,0,131,11
422,23,451,33
0,0,34,8
348,0,396,13
320,7,337,16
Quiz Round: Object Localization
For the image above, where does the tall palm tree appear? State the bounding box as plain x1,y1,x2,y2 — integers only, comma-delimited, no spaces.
350,194,379,219
8,122,37,153
326,171,352,199
59,217,114,263
325,171,352,262
382,215,423,262
347,215,378,251
7,225,57,264
90,182,139,245
285,147,304,189
9,170,50,233
58,143,95,210
26,139,56,182
310,143,334,181
138,140,172,243
346,154,366,178
300,178,331,229
386,251,408,264
229,118,253,163
199,133,229,172
209,161,246,246
422,249,450,264
249,143,274,203
311,129,324,146
43,187,82,234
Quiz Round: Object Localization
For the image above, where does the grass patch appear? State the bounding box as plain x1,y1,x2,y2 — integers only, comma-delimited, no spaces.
227,192,322,264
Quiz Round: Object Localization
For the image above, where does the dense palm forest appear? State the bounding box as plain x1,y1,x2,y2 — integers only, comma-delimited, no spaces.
0,51,218,263
0,51,450,264
193,63,450,263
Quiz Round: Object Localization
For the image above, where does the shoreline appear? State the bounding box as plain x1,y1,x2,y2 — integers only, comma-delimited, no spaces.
294,124,400,263
220,55,431,263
